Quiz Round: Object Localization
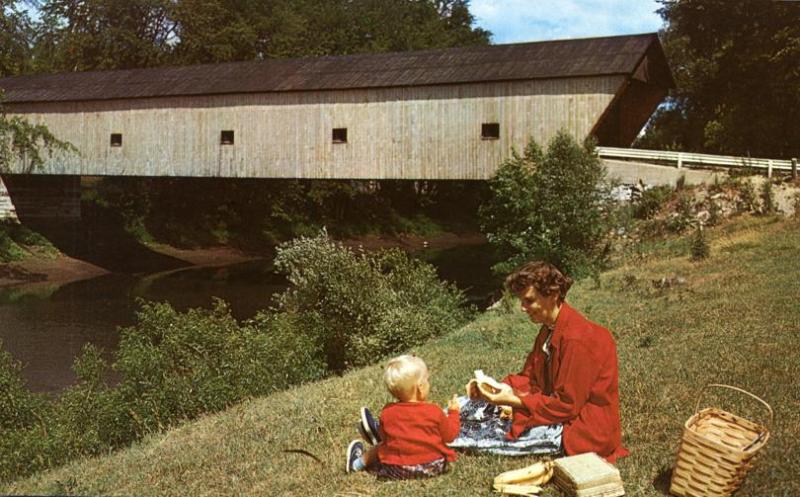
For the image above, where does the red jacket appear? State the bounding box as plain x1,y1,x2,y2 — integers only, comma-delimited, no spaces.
377,402,460,465
502,302,629,462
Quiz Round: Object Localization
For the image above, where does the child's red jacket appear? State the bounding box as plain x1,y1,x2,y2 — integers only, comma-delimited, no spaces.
503,302,629,462
377,402,460,465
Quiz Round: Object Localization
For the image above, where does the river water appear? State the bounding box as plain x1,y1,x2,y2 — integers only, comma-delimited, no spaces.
0,243,497,393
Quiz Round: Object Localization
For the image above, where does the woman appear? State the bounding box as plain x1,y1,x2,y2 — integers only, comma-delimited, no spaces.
465,261,629,462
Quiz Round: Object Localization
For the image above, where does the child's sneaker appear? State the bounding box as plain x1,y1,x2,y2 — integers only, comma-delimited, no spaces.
358,407,381,445
346,439,364,474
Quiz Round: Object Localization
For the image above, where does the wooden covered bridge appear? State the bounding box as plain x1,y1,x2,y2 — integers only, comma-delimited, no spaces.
0,32,673,217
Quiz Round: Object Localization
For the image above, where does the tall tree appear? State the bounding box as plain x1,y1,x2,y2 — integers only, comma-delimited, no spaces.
170,0,490,63
33,0,489,68
638,0,800,158
35,0,176,72
0,2,36,77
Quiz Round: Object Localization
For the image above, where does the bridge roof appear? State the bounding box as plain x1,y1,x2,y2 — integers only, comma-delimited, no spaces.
0,33,669,104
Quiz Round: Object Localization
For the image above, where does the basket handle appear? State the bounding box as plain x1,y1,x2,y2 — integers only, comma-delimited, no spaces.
694,383,774,432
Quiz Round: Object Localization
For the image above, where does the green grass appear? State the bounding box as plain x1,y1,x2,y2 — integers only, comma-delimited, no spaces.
3,216,799,496
0,221,59,262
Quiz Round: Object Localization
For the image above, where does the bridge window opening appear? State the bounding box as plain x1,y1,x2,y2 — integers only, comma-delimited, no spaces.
110,133,123,147
482,123,500,140
220,130,235,145
332,128,348,143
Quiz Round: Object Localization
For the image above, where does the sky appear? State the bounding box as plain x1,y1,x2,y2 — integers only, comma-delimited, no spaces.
470,0,665,44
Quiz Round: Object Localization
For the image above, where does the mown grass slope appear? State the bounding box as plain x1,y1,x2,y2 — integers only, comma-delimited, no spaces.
4,215,799,496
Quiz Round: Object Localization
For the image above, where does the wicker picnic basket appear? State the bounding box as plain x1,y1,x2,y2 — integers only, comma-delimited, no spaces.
669,384,772,497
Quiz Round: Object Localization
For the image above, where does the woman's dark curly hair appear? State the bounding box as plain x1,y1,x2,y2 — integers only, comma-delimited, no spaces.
505,261,574,303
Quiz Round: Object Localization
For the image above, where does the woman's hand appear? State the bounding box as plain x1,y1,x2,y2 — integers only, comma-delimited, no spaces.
465,379,481,399
480,385,525,409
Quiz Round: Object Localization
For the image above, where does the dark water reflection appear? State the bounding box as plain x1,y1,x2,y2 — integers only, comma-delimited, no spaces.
0,244,496,393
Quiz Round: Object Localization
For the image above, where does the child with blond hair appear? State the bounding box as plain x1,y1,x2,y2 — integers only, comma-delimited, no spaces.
346,354,460,479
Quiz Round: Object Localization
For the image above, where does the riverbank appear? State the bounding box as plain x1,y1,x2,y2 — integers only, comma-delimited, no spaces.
0,230,486,289
4,215,797,496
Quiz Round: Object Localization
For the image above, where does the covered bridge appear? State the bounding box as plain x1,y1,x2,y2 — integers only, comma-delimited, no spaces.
0,32,673,182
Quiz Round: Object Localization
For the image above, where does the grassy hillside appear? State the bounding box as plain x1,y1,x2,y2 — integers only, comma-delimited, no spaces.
4,215,799,496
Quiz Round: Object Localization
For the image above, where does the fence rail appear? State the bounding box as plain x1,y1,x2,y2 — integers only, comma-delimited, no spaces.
596,147,798,178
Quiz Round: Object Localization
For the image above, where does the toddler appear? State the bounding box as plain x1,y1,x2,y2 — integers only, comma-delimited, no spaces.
345,354,460,479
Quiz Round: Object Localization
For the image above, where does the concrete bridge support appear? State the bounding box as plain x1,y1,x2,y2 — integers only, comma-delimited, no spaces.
0,174,81,220
0,175,19,221
603,159,726,186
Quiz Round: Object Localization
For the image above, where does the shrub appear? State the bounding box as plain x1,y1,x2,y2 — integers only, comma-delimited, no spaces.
479,131,611,279
113,299,327,440
665,193,695,233
0,299,330,482
633,185,673,220
707,199,721,226
759,180,776,214
690,225,710,261
274,231,472,371
0,223,25,261
793,192,800,219
0,340,47,433
737,179,758,213
0,234,471,481
676,173,686,191
0,341,54,481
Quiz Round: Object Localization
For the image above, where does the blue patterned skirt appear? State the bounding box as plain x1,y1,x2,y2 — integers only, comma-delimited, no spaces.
448,398,563,456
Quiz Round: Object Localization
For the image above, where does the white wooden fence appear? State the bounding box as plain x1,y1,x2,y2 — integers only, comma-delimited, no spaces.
596,147,798,178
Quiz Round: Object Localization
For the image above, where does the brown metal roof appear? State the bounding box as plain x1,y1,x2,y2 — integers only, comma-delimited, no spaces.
0,33,667,104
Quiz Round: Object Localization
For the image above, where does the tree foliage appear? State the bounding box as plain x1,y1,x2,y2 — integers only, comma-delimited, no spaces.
35,0,176,72
0,95,76,173
274,231,472,371
25,0,489,72
0,2,36,77
480,131,611,279
638,0,800,158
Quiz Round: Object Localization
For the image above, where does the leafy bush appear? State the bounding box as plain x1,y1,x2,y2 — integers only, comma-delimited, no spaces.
479,131,611,278
707,199,722,226
0,233,471,481
737,179,758,213
633,185,674,220
0,223,25,261
666,193,695,233
0,299,328,482
759,180,776,214
0,340,47,433
113,299,327,440
0,341,55,481
690,226,710,261
0,220,58,261
274,231,472,371
793,192,800,219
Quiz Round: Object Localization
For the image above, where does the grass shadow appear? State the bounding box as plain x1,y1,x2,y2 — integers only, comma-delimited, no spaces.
19,204,189,274
652,464,673,495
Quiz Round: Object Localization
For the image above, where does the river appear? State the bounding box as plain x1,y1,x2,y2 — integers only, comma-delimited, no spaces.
0,243,498,393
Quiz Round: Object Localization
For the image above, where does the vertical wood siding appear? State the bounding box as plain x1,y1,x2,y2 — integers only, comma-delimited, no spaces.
7,75,624,180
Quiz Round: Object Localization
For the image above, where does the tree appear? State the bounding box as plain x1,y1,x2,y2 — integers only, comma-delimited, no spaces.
480,131,610,279
170,0,490,63
638,0,800,158
35,0,176,72
1,2,37,77
1,4,76,174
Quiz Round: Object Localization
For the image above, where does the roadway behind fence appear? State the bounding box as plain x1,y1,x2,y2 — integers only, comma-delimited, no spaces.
597,147,798,179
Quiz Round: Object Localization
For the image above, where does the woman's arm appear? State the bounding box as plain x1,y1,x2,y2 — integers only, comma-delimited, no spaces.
479,387,526,409
517,338,601,425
